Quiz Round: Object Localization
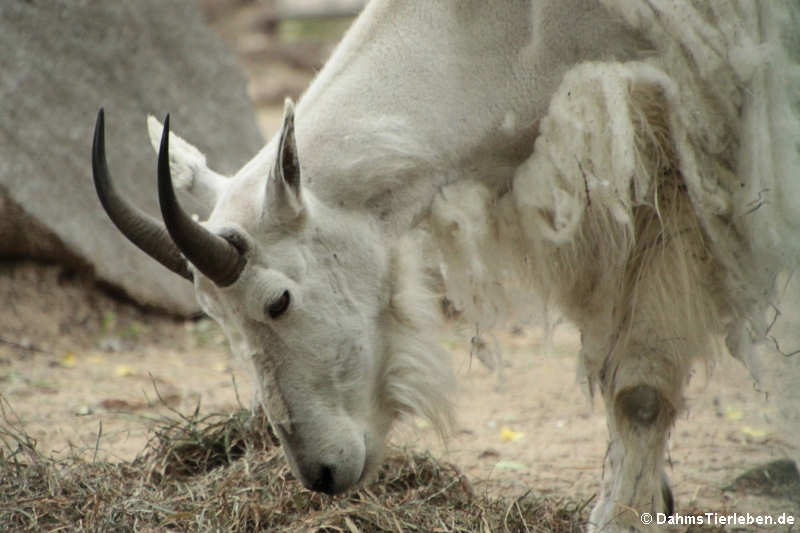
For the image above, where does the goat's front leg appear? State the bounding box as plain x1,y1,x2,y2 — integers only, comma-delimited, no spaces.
588,342,685,532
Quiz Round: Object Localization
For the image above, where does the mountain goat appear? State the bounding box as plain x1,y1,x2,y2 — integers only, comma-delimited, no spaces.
92,1,799,531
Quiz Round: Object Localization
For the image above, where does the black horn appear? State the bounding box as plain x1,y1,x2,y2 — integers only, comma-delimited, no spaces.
92,109,192,281
157,115,245,287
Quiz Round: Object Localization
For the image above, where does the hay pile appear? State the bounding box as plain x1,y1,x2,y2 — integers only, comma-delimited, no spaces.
1,400,590,532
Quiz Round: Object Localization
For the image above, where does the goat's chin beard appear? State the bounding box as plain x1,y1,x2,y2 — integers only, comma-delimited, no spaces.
355,417,392,487
358,439,386,487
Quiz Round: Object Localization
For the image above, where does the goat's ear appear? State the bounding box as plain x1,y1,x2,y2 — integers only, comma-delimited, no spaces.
147,115,226,214
266,99,303,219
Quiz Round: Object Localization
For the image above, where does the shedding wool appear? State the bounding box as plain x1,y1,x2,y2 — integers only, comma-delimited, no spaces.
430,1,800,404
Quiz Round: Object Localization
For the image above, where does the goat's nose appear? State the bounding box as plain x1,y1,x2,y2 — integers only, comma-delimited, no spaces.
310,463,336,494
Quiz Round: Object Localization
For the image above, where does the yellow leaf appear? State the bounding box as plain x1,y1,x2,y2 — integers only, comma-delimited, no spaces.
724,407,744,421
60,353,77,368
500,427,524,442
115,365,136,377
213,362,228,372
741,426,766,438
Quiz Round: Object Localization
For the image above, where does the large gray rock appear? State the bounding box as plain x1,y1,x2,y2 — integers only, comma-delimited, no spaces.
0,1,263,315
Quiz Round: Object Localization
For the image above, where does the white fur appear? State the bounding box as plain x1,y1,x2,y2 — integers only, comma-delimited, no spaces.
147,115,228,214
142,1,799,529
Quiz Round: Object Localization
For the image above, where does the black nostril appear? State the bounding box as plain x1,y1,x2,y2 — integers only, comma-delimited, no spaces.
311,464,336,494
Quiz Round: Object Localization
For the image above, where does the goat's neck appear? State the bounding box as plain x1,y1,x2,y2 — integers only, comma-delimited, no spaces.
240,1,645,232
295,1,540,231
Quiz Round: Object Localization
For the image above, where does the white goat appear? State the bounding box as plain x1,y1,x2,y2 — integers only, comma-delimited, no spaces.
93,1,799,531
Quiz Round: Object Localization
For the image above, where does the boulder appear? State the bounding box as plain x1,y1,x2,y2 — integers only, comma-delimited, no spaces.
0,1,264,315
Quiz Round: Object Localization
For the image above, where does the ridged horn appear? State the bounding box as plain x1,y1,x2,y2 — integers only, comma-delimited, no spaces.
157,115,245,287
92,109,192,281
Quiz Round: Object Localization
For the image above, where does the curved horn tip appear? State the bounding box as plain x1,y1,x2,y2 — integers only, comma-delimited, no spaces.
92,110,108,190
157,115,175,224
156,113,245,287
159,114,171,152
90,107,193,282
93,109,106,150
93,109,105,147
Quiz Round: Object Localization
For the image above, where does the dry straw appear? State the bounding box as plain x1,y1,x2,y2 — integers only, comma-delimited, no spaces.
0,395,591,532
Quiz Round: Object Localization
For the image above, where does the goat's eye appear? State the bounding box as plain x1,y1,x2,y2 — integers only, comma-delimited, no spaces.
267,290,291,319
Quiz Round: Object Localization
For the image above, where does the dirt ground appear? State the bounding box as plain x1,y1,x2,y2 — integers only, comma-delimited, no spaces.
2,262,798,528
2,1,798,530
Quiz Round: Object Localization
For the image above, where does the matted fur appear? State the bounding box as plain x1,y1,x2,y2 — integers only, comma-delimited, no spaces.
431,62,725,395
599,0,800,368
430,0,800,403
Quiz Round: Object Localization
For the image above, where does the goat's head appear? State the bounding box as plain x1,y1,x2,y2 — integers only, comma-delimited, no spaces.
92,101,451,494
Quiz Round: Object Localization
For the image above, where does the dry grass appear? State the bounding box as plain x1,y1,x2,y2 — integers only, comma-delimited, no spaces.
1,396,590,533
